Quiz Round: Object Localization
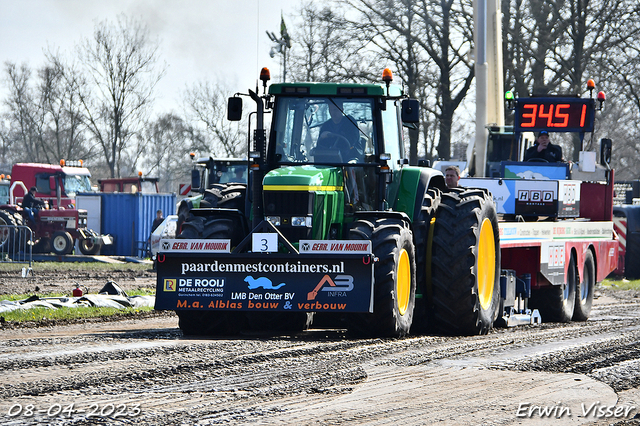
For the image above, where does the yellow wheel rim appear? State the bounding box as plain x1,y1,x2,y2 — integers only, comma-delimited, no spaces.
478,218,496,311
397,248,411,316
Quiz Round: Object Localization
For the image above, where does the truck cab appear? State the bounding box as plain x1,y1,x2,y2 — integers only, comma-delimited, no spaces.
8,161,92,209
98,176,159,193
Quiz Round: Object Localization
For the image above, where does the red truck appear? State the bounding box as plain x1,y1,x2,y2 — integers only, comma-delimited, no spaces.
98,173,159,194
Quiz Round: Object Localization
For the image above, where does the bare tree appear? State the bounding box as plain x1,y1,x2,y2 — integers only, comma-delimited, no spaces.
3,62,41,162
136,113,202,192
502,0,640,160
288,0,474,162
288,2,376,83
182,80,247,158
75,15,165,177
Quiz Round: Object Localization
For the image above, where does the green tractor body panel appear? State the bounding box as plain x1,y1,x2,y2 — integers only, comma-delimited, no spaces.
263,166,345,241
390,167,424,221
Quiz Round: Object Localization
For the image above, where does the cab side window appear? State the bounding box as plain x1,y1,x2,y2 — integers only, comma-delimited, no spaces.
382,100,403,169
35,175,53,194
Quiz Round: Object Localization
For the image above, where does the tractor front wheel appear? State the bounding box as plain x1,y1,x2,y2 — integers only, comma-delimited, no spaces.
79,238,102,255
51,231,74,255
349,217,416,337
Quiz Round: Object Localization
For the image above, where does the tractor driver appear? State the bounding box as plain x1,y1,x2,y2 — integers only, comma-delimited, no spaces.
315,99,361,162
22,186,46,223
524,131,564,162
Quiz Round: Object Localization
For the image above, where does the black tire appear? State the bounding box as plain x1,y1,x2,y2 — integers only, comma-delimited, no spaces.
412,188,441,334
51,231,74,255
573,250,595,321
79,238,102,255
349,217,416,337
203,184,247,212
178,216,206,239
0,209,19,255
176,200,192,236
530,253,577,323
430,188,501,335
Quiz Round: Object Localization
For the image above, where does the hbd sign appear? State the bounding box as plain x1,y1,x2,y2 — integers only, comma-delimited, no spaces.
517,190,554,203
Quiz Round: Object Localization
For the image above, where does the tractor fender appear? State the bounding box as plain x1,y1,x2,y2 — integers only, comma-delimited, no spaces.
393,166,445,221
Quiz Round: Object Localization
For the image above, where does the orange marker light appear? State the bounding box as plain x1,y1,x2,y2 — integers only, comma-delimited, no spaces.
60,159,65,166
587,79,595,90
382,68,393,83
597,91,606,102
260,67,271,83
138,171,143,177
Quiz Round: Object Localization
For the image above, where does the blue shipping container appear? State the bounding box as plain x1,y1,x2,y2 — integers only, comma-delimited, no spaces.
97,193,176,256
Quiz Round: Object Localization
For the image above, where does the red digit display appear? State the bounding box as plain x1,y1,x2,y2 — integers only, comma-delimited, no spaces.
514,98,595,132
538,104,554,127
521,104,537,127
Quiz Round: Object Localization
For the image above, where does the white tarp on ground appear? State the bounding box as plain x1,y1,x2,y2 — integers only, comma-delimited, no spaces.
0,281,154,314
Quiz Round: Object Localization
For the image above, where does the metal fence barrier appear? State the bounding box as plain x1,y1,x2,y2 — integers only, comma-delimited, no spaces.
0,225,33,272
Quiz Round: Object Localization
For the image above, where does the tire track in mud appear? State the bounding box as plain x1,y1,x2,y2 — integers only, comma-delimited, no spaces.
0,297,639,425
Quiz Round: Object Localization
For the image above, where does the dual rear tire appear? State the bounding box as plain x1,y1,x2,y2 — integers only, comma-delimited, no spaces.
428,189,501,335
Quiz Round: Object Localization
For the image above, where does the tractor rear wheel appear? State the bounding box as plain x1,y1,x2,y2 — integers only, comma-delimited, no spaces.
349,217,416,337
412,188,441,334
0,209,20,255
51,231,74,255
531,253,577,322
430,188,501,335
573,250,595,321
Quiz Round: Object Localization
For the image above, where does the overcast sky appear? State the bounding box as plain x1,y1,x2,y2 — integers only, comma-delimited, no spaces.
1,0,300,114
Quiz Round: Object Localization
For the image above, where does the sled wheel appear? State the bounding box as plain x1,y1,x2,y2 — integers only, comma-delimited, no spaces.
430,189,500,335
531,253,577,323
573,250,595,321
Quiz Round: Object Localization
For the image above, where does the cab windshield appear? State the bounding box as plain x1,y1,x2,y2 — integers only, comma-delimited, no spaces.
272,97,376,164
63,174,92,196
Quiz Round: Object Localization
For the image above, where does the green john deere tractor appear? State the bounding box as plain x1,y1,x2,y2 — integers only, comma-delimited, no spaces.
157,68,500,337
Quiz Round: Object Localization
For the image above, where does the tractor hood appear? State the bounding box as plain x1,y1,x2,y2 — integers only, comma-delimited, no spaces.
263,166,344,190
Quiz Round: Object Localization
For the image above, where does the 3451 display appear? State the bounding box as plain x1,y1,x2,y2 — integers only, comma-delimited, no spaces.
514,98,596,133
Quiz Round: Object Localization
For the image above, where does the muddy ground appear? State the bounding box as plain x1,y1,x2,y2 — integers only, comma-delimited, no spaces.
0,265,157,298
0,268,639,425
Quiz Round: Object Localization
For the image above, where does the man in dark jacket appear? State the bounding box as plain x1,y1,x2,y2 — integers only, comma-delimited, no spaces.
22,187,46,223
524,131,563,162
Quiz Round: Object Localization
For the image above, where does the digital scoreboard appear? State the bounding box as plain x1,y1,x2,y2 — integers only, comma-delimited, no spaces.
514,97,596,133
